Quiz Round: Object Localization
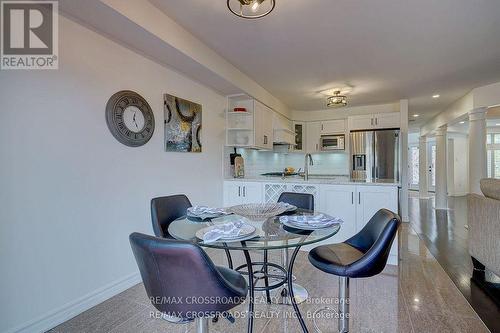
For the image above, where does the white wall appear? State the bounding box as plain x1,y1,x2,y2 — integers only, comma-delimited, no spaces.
0,15,226,333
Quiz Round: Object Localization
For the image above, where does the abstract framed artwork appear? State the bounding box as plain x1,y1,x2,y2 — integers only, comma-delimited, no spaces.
163,94,202,152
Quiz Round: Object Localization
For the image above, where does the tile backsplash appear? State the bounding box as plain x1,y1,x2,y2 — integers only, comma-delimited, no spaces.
224,147,349,178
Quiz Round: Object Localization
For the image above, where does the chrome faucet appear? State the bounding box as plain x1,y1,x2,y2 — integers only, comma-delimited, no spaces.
304,153,314,181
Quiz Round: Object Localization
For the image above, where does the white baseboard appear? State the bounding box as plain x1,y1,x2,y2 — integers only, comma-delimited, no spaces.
5,272,141,333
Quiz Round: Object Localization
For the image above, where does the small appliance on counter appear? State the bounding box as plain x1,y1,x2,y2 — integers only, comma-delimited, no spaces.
229,147,244,179
234,156,245,178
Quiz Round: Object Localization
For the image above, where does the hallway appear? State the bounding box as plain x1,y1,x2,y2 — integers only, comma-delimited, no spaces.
409,194,500,332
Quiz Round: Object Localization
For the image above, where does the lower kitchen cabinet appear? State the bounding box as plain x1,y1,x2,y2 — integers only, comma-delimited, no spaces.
356,185,398,230
223,181,263,206
318,185,357,243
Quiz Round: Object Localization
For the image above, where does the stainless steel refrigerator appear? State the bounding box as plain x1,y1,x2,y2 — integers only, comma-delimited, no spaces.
350,129,401,182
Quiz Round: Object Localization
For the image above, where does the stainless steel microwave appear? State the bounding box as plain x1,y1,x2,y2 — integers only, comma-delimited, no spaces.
320,134,345,151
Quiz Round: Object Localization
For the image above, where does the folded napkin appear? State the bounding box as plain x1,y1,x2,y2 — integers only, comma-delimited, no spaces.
278,202,295,210
187,206,229,218
202,220,245,243
279,214,343,228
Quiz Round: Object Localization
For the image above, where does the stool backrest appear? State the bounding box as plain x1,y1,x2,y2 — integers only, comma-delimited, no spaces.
345,209,401,277
151,194,192,237
278,192,314,210
129,232,243,318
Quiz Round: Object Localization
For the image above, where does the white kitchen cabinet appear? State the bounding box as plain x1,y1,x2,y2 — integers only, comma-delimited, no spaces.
306,122,321,153
223,181,263,206
318,185,357,243
263,183,319,210
373,112,400,129
356,185,399,264
291,122,306,153
355,185,398,229
321,119,345,134
254,101,274,150
226,96,273,150
348,115,374,131
348,112,400,131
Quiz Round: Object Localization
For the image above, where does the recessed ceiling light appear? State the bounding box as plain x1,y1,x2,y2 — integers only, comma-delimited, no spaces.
496,123,500,126
459,121,465,124
413,114,419,117
432,94,440,98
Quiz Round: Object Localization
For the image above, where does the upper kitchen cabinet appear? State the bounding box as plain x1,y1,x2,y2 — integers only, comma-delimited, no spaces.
320,119,345,134
291,121,306,153
306,121,321,153
348,112,400,131
374,112,401,129
254,100,274,150
226,95,273,150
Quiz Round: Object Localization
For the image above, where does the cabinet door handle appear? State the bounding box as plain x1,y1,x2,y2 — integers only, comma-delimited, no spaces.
321,124,324,131
371,118,374,126
264,135,267,145
243,186,246,197
351,192,354,204
358,192,361,205
238,186,241,197
375,118,378,125
316,143,319,151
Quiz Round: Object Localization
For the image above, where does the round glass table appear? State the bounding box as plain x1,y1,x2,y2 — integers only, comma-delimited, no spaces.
168,209,341,333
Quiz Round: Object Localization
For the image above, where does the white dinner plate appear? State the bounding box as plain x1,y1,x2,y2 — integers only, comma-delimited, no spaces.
281,219,339,231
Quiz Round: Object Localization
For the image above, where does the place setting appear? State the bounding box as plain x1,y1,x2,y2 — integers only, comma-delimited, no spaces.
195,219,257,244
279,213,343,231
186,205,230,221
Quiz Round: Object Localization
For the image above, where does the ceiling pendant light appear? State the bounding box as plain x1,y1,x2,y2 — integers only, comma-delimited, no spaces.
227,0,276,19
327,90,348,108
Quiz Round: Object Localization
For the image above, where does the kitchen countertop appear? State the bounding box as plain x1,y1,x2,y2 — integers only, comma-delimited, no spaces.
224,176,400,187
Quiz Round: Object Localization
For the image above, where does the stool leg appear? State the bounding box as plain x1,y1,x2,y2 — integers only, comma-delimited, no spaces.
196,317,209,333
338,277,349,333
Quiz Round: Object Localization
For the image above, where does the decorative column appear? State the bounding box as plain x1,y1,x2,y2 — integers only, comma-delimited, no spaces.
468,107,488,194
418,135,429,198
435,126,448,209
400,100,409,222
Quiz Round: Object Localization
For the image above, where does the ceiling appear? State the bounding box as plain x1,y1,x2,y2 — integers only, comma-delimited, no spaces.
151,0,500,126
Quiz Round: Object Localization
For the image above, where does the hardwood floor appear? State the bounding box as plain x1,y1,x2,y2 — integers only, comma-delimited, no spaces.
49,222,488,333
409,194,500,333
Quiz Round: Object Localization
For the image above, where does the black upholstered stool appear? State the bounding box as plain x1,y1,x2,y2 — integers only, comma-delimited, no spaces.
129,233,248,333
308,209,401,333
151,194,234,270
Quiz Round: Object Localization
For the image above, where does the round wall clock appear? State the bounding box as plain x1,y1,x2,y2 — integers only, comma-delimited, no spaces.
105,90,155,147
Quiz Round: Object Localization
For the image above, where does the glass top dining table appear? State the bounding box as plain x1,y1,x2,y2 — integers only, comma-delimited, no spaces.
168,209,341,251
168,208,341,333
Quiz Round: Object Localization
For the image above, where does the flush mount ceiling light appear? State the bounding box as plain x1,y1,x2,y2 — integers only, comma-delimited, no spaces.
432,94,440,98
227,0,276,19
326,90,348,108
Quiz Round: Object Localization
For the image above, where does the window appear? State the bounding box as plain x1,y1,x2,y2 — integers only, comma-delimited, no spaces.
431,145,436,186
487,133,500,179
409,146,419,186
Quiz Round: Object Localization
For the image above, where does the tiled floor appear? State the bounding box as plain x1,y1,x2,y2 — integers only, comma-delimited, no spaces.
409,194,500,333
49,222,489,333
